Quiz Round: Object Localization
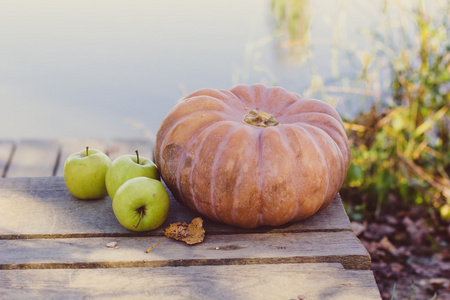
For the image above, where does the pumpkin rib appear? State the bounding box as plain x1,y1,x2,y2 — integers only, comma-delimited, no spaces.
274,94,302,117
156,97,243,144
256,127,265,226
230,84,259,109
182,122,221,215
281,110,345,130
231,127,262,228
292,121,347,188
285,112,350,166
156,98,225,139
159,108,236,140
158,115,231,212
180,120,234,214
297,122,347,171
293,123,344,214
231,84,273,110
285,126,309,220
277,125,308,221
158,110,232,153
156,110,230,186
186,88,242,107
258,126,300,226
306,115,350,168
187,121,239,219
187,89,248,115
263,87,301,117
271,125,303,223
208,123,243,224
279,99,345,127
188,95,246,117
287,124,330,220
173,121,223,212
231,84,298,115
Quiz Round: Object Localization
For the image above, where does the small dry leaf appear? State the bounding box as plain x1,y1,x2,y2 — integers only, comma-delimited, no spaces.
145,217,205,253
379,236,397,254
351,221,367,236
164,217,205,245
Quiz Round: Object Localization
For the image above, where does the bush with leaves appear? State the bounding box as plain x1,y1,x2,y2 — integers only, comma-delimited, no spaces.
342,1,450,220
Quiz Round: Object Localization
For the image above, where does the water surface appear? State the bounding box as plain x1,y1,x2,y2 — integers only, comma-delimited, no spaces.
0,0,432,139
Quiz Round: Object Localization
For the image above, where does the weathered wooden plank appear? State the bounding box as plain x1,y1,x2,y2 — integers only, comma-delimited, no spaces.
5,140,59,178
0,263,381,299
0,177,353,238
107,138,154,162
0,140,14,177
0,230,370,270
55,139,109,176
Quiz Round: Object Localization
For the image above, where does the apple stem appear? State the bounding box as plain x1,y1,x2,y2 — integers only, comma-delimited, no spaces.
134,214,142,229
86,146,89,156
133,206,146,229
146,237,169,253
135,150,139,164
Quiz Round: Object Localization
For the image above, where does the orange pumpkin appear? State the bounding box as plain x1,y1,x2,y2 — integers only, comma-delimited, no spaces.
155,84,350,228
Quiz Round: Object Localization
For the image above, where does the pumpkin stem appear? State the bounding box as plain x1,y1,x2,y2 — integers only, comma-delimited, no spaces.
244,110,279,127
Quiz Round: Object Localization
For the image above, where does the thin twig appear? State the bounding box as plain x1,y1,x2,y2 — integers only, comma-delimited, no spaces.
145,237,168,253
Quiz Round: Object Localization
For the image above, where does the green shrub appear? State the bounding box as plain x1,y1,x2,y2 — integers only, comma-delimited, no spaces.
342,1,450,220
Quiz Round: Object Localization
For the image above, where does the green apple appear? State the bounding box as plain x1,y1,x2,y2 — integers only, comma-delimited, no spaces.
64,147,111,200
106,150,159,201
112,177,170,231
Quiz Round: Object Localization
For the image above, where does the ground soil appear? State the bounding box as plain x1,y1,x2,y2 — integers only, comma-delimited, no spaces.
350,202,450,300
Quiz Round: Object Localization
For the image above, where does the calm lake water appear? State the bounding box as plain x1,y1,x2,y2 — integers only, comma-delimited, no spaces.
0,0,439,140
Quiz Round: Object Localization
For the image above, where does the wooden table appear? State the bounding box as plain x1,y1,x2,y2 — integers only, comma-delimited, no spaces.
0,139,381,299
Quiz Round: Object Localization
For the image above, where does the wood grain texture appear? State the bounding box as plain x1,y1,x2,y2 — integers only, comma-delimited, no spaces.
0,140,14,177
0,230,370,270
107,138,154,162
55,139,108,176
0,177,353,238
0,263,380,300
0,177,371,270
5,140,59,177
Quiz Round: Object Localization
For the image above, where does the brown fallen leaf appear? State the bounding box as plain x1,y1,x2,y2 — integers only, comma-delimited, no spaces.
165,217,205,245
351,221,367,236
146,217,205,253
379,236,397,254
